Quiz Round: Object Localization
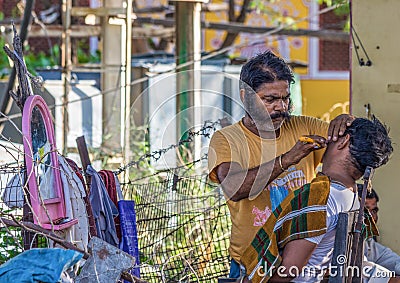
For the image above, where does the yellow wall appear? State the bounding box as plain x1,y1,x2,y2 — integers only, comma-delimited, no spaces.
352,0,400,253
204,0,309,76
301,80,350,119
204,1,350,120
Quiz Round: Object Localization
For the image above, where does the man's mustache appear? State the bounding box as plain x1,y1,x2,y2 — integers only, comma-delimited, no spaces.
269,112,290,120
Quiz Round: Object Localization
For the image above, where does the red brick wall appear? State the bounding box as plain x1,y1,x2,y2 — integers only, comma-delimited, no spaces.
2,0,21,18
319,5,350,71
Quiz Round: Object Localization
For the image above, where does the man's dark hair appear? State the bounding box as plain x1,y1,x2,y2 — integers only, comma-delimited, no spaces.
240,51,295,113
345,116,393,174
357,184,380,202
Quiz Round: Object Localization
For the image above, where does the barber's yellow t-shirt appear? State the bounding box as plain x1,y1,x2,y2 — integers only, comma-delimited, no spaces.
208,116,329,263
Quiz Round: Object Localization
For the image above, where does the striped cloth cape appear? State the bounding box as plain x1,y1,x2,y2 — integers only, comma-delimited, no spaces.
241,175,378,282
241,175,331,282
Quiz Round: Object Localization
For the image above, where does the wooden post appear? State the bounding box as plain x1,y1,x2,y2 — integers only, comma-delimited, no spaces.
173,0,207,165
76,136,92,173
61,0,72,155
76,135,97,237
123,0,133,180
102,0,124,152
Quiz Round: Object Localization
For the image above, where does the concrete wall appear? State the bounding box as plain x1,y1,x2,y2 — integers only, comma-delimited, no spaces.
352,0,400,252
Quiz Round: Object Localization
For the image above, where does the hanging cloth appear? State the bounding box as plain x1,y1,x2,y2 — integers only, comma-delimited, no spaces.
99,170,121,240
65,158,97,238
87,165,119,247
115,174,141,278
57,156,89,252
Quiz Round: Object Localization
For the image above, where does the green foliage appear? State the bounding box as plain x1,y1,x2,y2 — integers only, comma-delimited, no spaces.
76,40,101,64
0,225,49,264
77,48,101,64
0,38,102,78
0,41,59,77
11,7,21,19
23,45,59,75
126,124,154,180
0,37,11,79
0,228,23,264
318,0,350,16
0,12,9,78
0,212,23,264
318,0,350,31
134,176,231,282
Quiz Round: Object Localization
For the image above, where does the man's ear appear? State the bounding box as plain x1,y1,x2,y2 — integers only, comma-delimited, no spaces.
240,89,245,103
337,134,350,150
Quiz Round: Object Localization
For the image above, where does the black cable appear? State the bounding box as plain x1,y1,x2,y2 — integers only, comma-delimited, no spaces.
351,26,372,66
351,28,364,66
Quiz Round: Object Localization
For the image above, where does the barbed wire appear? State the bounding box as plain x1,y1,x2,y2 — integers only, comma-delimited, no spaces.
121,154,209,184
114,119,222,175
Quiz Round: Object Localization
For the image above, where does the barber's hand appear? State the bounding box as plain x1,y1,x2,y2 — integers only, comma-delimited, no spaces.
284,135,327,166
328,114,355,142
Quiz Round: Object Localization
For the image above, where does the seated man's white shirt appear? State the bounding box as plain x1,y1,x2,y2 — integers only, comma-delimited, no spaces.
362,256,394,283
365,237,400,276
292,182,359,282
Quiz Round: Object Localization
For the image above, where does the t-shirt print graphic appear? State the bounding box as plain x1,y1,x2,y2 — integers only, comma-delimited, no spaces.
267,166,307,211
252,205,272,226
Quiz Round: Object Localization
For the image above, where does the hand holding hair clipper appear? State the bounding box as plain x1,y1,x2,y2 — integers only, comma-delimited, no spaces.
299,136,326,149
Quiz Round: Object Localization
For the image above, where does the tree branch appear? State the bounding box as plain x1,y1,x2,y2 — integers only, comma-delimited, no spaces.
228,0,235,22
135,17,349,42
220,0,252,50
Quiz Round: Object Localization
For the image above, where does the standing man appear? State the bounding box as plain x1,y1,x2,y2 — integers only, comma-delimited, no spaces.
207,51,354,278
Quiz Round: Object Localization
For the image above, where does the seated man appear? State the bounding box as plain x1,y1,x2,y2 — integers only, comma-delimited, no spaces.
240,116,394,282
359,185,400,276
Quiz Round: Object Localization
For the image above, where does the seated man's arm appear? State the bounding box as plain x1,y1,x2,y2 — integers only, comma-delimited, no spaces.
269,239,317,282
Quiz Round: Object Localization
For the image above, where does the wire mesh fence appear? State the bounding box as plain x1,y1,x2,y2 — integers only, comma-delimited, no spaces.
122,172,231,282
0,164,25,263
0,163,54,263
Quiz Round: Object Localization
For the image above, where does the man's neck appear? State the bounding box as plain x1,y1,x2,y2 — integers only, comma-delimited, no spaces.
321,169,357,192
242,116,280,139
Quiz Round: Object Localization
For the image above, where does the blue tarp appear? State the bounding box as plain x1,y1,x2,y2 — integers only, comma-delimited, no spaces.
0,248,83,283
